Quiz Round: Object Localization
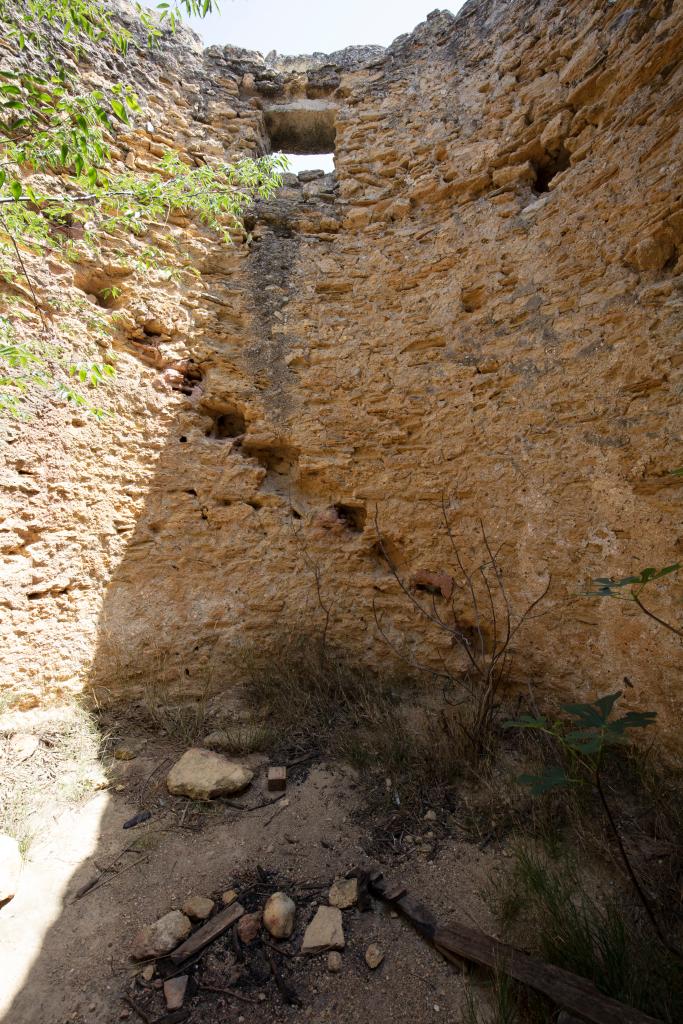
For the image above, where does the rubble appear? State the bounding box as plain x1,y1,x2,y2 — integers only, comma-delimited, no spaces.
163,975,188,1010
166,749,253,800
301,906,345,954
365,943,385,969
327,951,343,973
328,877,358,909
131,910,192,960
182,896,214,921
237,911,262,944
263,892,296,939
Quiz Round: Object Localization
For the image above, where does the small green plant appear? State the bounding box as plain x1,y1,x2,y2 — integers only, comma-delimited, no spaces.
505,691,657,795
588,562,681,637
505,692,681,960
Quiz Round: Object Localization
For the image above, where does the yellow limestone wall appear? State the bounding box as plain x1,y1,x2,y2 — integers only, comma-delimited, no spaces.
1,0,681,739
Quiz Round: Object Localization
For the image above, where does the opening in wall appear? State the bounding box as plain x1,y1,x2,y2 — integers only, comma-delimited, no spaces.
264,100,336,176
284,153,335,175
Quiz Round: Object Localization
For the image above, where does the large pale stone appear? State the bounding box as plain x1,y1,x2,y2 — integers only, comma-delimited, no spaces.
0,834,21,904
301,906,344,954
131,910,192,960
166,749,253,800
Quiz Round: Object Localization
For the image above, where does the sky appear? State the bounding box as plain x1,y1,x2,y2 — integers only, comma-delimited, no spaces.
185,1,466,173
187,1,465,58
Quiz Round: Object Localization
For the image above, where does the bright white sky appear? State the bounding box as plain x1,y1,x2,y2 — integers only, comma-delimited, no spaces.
186,1,466,173
187,1,465,57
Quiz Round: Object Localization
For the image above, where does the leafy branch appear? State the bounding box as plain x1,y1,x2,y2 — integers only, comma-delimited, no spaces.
0,0,288,417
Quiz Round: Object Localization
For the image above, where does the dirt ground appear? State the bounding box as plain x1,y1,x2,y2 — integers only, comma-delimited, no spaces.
0,715,510,1024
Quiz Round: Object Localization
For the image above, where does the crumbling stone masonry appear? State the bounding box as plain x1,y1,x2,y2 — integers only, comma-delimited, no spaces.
1,1,681,740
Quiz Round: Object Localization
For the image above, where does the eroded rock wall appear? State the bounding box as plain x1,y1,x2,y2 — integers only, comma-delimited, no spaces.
1,1,681,737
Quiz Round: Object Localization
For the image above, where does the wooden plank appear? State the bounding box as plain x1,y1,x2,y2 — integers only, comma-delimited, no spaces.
169,902,244,964
369,876,662,1024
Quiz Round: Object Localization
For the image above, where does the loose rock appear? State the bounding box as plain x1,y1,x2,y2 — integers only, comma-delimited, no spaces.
182,895,214,920
327,950,343,973
237,911,262,944
222,889,238,906
365,943,384,969
263,892,296,939
131,910,192,960
163,975,188,1010
0,833,21,904
166,748,253,800
301,906,344,953
328,877,358,909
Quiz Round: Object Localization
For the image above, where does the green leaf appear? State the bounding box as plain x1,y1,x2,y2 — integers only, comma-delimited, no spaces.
594,691,622,721
560,702,603,727
10,180,22,200
503,715,547,730
518,767,570,795
110,99,128,123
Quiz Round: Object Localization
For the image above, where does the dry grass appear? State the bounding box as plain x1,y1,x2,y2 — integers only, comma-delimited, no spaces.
491,843,683,1022
0,699,110,856
243,635,468,814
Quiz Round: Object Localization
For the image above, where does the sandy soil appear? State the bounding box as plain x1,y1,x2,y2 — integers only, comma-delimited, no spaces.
0,723,509,1024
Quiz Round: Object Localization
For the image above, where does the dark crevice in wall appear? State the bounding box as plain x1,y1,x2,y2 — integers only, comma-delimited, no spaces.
332,503,367,532
204,407,247,440
532,144,571,193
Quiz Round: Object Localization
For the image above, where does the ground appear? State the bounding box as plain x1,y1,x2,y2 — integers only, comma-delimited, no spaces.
0,714,505,1024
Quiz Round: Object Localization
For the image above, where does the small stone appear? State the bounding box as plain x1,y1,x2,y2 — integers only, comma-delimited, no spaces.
258,993,266,1002
141,965,155,982
237,911,262,944
424,809,437,821
0,833,21,904
263,892,296,939
365,943,384,969
301,906,344,954
327,951,343,973
131,910,192,960
328,877,358,909
163,975,188,1010
166,748,253,800
182,895,214,920
222,889,238,906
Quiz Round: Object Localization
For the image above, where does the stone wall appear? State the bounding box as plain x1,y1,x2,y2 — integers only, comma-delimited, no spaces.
1,0,681,740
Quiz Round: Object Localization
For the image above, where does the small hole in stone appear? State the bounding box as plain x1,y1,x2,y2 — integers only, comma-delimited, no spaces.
184,488,197,497
291,509,302,520
333,503,366,532
532,144,570,194
179,436,188,443
206,408,247,440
